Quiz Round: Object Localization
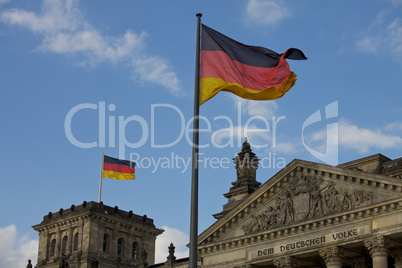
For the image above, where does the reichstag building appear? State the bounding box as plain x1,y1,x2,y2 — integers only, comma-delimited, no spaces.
32,140,402,268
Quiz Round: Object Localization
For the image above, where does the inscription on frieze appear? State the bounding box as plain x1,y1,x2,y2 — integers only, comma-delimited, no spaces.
248,224,370,261
242,174,374,234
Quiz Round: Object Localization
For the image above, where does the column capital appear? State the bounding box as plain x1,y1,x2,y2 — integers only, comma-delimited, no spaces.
364,235,389,258
319,246,343,267
273,256,297,268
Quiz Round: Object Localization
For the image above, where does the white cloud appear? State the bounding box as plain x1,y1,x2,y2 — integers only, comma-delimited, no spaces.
385,121,402,131
1,0,83,34
232,95,279,118
213,125,270,148
209,96,296,153
272,141,297,154
389,0,402,5
0,0,181,94
339,120,402,153
356,36,381,53
307,119,402,154
155,226,189,264
0,225,38,268
132,56,182,97
0,0,10,6
387,18,402,52
244,0,291,26
356,8,402,55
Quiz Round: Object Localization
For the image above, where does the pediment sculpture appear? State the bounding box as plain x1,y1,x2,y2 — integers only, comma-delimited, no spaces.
242,174,374,235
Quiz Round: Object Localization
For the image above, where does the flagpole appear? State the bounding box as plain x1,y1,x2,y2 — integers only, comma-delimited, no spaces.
189,13,202,268
98,152,104,203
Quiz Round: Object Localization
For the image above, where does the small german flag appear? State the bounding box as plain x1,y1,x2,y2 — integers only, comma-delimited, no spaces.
103,155,136,180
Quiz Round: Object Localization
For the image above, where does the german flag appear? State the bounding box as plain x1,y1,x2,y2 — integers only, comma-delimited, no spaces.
200,24,307,105
103,155,136,180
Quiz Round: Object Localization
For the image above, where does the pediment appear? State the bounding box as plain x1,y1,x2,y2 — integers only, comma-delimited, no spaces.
198,159,402,247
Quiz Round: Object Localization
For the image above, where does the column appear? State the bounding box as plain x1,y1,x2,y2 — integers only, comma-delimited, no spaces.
390,248,402,268
364,235,389,268
273,256,297,268
319,246,343,268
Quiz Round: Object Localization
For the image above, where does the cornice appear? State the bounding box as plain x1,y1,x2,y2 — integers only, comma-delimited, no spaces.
33,205,163,236
198,197,402,255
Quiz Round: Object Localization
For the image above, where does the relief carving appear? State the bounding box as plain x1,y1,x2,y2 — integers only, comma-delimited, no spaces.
242,174,374,234
374,159,402,175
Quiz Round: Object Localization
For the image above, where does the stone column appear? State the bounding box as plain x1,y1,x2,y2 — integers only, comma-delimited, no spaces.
273,256,297,268
319,246,343,268
364,235,389,268
390,248,402,268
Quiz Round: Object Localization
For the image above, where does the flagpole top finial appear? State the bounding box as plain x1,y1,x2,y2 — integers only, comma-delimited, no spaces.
196,13,202,18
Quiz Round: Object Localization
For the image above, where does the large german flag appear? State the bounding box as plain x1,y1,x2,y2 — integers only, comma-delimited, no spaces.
200,24,307,105
103,155,136,180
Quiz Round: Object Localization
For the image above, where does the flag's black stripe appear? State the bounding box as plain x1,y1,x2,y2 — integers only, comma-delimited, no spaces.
104,155,136,168
201,24,306,68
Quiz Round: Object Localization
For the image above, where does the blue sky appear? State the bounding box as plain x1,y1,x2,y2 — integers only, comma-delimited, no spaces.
1,0,402,266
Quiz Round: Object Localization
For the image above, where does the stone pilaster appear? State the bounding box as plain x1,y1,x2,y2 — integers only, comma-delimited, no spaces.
55,226,61,258
67,223,73,254
273,256,297,268
364,235,389,268
319,246,343,268
111,228,118,256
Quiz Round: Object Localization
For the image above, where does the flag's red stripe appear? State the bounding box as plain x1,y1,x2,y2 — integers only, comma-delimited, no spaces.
103,162,135,174
201,50,291,91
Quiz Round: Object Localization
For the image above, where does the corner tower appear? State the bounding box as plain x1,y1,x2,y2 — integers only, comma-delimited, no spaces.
32,201,163,268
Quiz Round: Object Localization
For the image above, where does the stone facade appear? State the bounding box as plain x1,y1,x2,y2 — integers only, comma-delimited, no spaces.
153,141,402,268
32,201,163,268
193,147,402,267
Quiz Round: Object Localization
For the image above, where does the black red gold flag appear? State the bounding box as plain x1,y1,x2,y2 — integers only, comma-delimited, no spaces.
200,24,307,104
103,155,136,180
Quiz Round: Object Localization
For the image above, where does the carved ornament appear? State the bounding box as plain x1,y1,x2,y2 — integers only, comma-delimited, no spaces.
242,174,374,234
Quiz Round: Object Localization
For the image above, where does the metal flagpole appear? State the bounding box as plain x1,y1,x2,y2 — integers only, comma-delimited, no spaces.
98,152,104,203
189,13,202,268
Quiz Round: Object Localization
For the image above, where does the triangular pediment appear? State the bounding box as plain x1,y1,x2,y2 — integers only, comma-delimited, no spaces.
198,159,402,247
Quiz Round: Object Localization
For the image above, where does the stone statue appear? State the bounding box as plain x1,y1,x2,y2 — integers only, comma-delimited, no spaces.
26,260,33,268
241,174,375,234
233,139,259,181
